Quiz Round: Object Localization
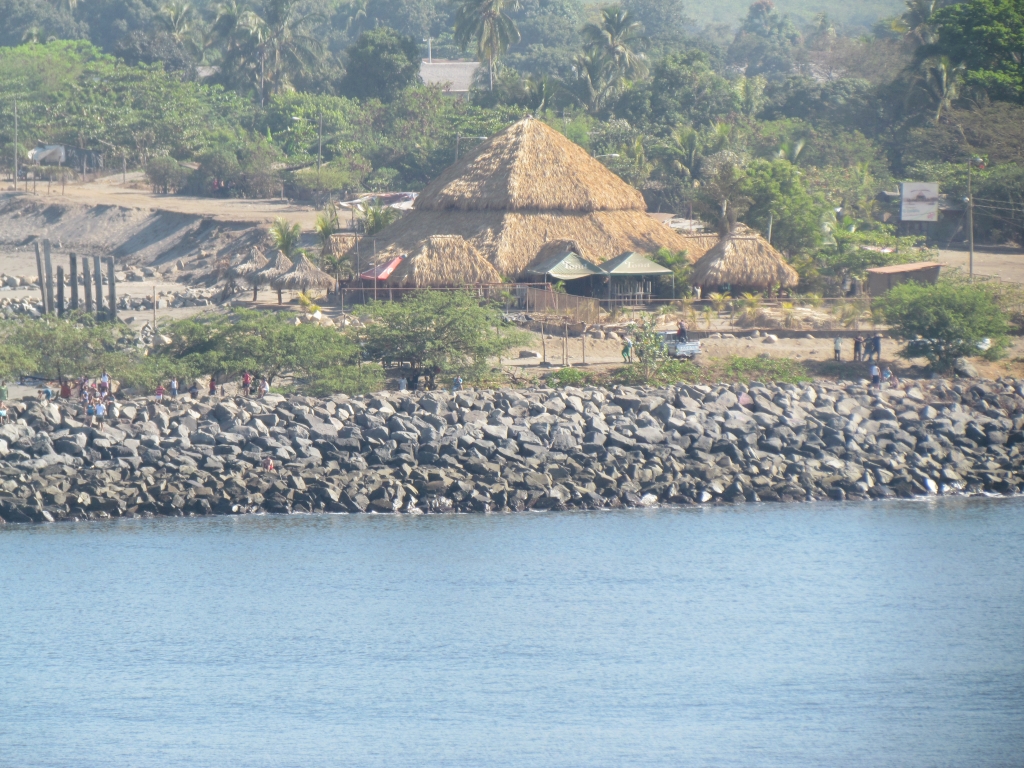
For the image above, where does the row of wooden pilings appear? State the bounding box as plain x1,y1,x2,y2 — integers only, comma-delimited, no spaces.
33,239,117,321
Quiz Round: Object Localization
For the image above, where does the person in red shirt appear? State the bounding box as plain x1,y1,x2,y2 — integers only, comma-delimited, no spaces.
155,384,165,401
209,376,217,396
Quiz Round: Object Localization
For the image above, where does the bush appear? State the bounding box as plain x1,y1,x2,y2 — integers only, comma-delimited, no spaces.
145,156,188,193
613,359,703,386
723,356,810,383
546,367,594,387
874,280,1009,372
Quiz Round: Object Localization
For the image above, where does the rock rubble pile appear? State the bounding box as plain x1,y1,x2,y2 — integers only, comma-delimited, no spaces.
3,378,1024,524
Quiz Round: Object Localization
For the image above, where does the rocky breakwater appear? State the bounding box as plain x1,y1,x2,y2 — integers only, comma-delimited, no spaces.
3,378,1024,524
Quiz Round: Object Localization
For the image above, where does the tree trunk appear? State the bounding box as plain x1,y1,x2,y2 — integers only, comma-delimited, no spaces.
489,56,493,91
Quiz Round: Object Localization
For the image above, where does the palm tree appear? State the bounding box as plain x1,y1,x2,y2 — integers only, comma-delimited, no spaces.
270,217,302,258
235,0,322,105
359,199,400,235
582,7,647,80
919,56,965,123
314,204,339,261
161,1,195,44
570,47,620,113
453,0,522,91
776,138,806,163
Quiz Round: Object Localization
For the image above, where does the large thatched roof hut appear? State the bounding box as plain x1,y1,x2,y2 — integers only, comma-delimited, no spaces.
355,117,695,284
690,224,799,292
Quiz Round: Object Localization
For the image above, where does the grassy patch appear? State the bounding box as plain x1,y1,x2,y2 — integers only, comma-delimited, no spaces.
611,359,706,386
545,366,597,387
722,356,811,384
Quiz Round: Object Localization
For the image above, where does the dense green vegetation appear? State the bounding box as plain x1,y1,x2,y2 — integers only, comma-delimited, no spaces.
0,294,532,393
1,0,1023,287
875,278,1010,371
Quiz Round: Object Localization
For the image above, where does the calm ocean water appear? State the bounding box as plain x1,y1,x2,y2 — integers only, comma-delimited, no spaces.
1,498,1023,768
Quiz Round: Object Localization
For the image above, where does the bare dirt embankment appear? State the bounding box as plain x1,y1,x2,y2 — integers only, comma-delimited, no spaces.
0,192,270,272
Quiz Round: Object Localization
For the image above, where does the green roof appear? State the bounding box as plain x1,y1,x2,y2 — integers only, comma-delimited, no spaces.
525,250,606,280
599,251,673,276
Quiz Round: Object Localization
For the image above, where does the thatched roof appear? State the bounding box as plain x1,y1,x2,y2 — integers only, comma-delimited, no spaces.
254,250,293,285
354,118,694,280
271,253,335,291
415,117,645,213
229,247,268,280
677,233,719,262
690,224,799,290
389,235,501,287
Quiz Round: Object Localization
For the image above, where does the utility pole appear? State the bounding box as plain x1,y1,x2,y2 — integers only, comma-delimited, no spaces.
966,157,983,280
12,99,17,191
423,37,432,63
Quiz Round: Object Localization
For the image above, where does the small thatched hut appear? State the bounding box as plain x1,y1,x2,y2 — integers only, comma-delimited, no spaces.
358,117,695,283
272,253,336,298
255,251,294,304
229,247,269,300
388,235,501,287
690,224,799,293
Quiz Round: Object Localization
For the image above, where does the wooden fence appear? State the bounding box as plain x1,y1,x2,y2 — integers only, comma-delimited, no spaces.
523,286,602,324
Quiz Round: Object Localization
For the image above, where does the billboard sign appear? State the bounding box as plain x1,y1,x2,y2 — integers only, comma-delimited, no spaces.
901,182,939,222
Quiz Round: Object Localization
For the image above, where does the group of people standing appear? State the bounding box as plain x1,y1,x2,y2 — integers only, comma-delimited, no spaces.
155,372,270,401
834,333,884,363
397,367,443,392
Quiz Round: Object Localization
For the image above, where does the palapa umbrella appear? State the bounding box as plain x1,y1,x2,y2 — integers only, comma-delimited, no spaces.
271,253,336,302
229,247,269,300
254,250,293,305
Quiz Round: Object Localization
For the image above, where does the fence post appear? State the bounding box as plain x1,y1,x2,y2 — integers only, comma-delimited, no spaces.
541,321,546,365
83,258,93,313
69,253,79,310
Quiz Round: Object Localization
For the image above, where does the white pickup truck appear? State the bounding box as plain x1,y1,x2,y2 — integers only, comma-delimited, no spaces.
658,333,701,359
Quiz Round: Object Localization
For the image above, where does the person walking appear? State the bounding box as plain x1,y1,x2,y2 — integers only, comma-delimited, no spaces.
872,333,883,362
94,399,106,430
155,383,165,402
854,335,864,362
622,337,634,363
870,363,881,389
833,336,842,361
85,399,96,428
242,371,252,397
208,376,217,397
0,401,8,425
0,381,7,403
170,377,178,398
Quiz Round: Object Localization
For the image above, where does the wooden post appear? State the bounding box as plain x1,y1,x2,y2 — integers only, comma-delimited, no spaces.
56,266,65,316
69,253,79,310
83,258,93,313
541,321,546,364
93,256,102,318
582,324,587,365
34,242,47,311
43,239,55,314
563,323,568,367
107,258,116,320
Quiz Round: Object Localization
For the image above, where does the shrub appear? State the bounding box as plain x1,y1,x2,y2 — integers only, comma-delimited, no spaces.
546,367,593,387
145,155,188,193
874,280,1009,372
723,356,810,383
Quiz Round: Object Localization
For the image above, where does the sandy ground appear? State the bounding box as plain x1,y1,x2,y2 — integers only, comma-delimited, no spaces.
11,172,321,227
937,247,1024,283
